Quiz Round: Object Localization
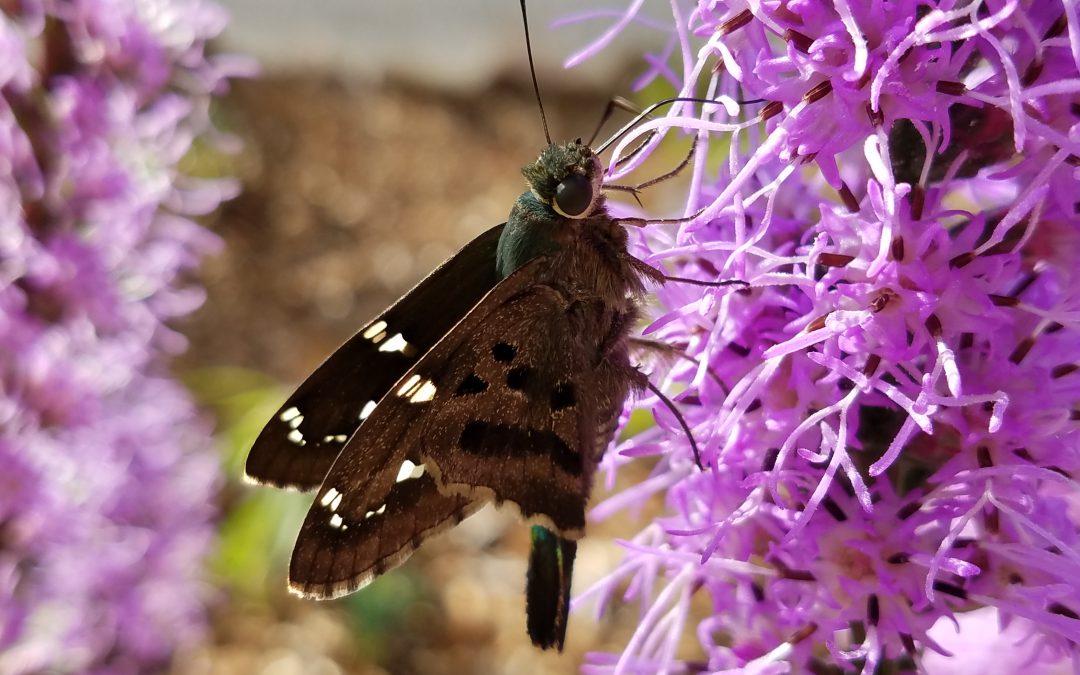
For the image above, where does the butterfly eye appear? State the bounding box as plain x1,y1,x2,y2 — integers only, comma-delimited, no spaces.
553,174,593,218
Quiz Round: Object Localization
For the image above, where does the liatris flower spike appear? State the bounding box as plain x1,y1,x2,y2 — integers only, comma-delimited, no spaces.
566,2,1080,672
0,2,244,672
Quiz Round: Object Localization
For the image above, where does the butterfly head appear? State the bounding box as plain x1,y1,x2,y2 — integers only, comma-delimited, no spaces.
523,139,604,220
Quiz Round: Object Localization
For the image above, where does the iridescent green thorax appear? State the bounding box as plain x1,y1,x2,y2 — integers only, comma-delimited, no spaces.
495,140,606,280
496,193,560,280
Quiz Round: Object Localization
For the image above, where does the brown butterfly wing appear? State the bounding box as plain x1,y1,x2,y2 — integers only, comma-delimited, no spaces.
245,223,505,491
420,286,633,537
288,255,557,595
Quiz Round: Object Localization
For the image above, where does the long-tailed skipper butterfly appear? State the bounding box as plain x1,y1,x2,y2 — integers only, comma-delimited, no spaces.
245,0,736,652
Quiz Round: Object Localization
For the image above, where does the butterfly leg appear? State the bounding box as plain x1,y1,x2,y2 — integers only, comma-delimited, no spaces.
628,337,727,392
585,96,644,148
586,95,696,200
620,340,712,470
604,140,696,198
625,252,749,290
644,380,705,469
613,205,708,229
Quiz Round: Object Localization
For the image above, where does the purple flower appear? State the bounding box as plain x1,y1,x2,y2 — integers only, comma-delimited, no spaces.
567,1,1080,672
0,1,243,672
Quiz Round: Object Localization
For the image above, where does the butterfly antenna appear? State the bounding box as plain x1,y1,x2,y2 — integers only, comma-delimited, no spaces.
519,0,552,144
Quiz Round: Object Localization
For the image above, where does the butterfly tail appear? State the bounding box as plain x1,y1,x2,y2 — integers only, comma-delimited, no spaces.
525,525,577,651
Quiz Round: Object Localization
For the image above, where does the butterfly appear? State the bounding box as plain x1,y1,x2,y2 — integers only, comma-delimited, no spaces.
244,133,667,650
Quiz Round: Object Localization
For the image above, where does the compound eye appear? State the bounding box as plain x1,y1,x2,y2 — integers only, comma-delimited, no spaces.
554,174,593,217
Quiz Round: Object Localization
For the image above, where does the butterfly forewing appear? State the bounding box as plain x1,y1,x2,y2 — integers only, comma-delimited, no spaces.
245,223,506,490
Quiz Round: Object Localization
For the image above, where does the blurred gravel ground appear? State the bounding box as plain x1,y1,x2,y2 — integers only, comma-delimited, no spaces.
173,75,655,675
183,76,608,380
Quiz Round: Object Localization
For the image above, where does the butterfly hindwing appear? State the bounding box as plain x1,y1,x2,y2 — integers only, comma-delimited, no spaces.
420,285,630,536
290,472,483,599
244,223,506,491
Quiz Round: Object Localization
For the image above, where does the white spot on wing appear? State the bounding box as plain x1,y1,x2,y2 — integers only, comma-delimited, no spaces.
395,460,426,482
279,406,301,422
378,333,410,354
362,320,388,340
288,414,304,430
359,400,378,421
320,487,340,507
409,380,437,403
329,513,344,529
397,374,422,397
329,493,343,512
287,429,306,446
364,504,387,519
322,434,348,443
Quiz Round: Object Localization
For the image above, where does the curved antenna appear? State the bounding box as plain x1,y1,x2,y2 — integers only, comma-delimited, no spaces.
519,0,551,144
594,96,763,155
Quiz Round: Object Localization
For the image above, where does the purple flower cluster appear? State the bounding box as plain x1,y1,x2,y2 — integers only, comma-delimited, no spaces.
0,2,242,672
569,1,1080,672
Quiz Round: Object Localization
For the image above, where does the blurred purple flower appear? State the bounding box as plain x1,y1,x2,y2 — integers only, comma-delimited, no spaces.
0,1,244,672
568,1,1080,672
